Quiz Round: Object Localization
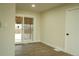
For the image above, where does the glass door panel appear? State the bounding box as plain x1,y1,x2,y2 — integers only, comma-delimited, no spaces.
23,17,33,40
15,16,23,43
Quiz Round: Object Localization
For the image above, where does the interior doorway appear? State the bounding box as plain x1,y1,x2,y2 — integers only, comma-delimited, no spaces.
15,16,33,43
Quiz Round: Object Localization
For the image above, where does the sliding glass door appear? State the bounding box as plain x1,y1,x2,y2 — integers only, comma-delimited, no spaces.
15,16,33,43
23,17,33,40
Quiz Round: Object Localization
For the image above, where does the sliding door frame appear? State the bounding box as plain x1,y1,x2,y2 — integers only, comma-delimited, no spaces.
15,15,35,43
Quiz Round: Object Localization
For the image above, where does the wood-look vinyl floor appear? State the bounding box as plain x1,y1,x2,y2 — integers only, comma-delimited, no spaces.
15,42,72,56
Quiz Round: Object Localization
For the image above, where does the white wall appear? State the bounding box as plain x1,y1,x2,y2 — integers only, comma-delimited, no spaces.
0,4,15,55
16,10,40,43
0,3,78,56
40,4,79,51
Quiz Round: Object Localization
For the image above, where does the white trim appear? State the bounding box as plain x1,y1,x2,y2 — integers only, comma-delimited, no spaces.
41,41,64,52
64,7,79,56
15,15,37,43
41,41,74,55
65,7,79,12
15,40,40,44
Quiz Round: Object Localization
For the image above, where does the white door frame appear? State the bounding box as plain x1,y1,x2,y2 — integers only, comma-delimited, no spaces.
15,15,36,44
65,7,79,55
22,16,34,43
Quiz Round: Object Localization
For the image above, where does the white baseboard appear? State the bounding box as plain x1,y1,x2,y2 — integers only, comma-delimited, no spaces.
41,41,75,55
15,40,40,44
41,41,65,52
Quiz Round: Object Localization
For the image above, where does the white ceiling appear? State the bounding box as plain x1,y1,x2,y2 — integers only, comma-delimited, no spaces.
16,3,63,13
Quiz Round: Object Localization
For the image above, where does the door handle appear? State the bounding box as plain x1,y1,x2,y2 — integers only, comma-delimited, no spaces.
66,33,69,36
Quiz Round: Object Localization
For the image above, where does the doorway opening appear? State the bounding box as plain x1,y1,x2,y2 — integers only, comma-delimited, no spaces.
15,16,33,43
